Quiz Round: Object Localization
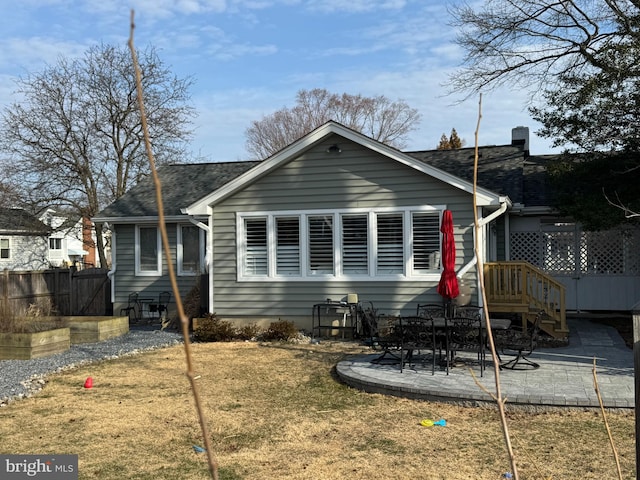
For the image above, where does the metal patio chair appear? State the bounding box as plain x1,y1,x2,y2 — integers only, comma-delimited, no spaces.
495,310,544,370
120,292,140,322
447,315,486,376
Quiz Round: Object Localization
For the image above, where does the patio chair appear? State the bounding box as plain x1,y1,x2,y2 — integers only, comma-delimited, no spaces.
399,316,437,374
363,310,403,367
447,315,486,376
120,292,139,322
157,291,171,318
495,310,544,370
416,303,445,319
454,304,483,320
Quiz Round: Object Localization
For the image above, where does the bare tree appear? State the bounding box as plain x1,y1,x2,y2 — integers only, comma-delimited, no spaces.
449,0,640,97
245,88,421,159
0,43,195,268
449,0,640,225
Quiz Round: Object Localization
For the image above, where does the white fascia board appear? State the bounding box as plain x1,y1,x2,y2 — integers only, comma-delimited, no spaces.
184,121,506,214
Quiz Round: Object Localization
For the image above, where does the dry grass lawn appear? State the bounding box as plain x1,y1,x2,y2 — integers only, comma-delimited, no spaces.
0,340,635,479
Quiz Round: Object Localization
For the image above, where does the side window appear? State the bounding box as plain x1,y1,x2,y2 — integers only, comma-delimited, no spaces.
136,226,161,275
179,225,201,275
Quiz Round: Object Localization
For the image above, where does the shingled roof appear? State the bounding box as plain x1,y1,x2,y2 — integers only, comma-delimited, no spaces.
96,138,555,221
0,208,51,235
407,145,556,207
95,161,259,219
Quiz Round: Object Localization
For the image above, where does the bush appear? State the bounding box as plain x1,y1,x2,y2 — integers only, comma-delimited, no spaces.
193,313,236,342
236,323,262,341
182,282,202,321
261,320,298,341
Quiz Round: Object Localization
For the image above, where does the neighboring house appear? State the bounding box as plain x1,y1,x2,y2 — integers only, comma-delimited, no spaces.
40,209,101,269
0,208,51,270
94,121,640,329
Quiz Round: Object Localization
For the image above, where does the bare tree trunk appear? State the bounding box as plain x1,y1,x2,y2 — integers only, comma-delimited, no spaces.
94,222,108,269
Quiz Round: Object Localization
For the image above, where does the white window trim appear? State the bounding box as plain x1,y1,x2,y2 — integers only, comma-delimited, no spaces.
236,206,445,282
0,237,10,260
177,224,204,276
135,225,162,276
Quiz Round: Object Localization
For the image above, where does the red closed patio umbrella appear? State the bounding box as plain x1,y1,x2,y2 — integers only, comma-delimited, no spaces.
437,210,459,305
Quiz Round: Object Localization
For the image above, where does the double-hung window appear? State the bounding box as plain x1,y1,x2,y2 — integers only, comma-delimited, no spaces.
238,206,443,280
0,238,9,259
136,225,161,275
178,225,202,275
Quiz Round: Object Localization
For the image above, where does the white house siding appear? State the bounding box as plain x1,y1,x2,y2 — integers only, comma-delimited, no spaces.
112,223,201,317
0,235,49,270
210,135,477,328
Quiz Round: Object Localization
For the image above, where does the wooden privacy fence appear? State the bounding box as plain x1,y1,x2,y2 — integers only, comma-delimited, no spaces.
0,268,111,317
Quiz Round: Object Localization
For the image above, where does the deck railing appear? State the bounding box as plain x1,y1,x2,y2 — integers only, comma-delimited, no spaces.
483,261,567,337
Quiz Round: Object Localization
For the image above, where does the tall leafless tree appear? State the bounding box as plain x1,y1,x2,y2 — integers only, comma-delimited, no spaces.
1,43,195,268
449,0,640,225
449,0,640,97
245,88,421,159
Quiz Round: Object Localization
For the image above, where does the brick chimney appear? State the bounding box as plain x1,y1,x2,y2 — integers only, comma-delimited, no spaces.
511,126,530,156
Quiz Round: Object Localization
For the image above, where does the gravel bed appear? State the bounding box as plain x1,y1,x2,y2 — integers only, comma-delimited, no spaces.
0,326,184,406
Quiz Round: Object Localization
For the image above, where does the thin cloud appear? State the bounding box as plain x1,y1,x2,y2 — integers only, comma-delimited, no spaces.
306,0,406,14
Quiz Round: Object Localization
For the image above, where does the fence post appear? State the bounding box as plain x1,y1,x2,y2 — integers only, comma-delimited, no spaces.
1,269,7,315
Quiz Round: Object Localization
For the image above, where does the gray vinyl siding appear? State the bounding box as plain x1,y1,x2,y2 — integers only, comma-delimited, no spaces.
211,136,478,328
112,223,200,317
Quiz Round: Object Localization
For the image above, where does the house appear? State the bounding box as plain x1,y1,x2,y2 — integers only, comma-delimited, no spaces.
0,208,51,270
39,209,101,269
94,121,640,331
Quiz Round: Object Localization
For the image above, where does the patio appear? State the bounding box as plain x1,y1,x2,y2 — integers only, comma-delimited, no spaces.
336,317,634,409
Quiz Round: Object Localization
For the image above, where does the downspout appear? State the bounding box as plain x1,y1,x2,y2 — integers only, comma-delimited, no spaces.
106,225,116,304
188,216,212,314
457,200,509,279
207,206,214,314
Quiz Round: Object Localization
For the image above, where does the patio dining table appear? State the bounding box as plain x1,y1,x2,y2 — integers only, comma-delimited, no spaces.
391,316,512,375
431,317,511,330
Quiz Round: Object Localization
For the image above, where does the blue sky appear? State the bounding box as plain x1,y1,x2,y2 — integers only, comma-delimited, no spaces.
0,0,557,162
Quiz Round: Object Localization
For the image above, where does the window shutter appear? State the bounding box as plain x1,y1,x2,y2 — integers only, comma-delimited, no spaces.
342,214,368,274
276,217,300,275
308,216,334,274
412,212,440,272
377,213,404,274
244,218,268,275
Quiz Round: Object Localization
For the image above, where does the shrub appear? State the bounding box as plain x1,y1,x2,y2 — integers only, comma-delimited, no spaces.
182,282,202,321
236,323,262,341
261,320,298,341
193,313,236,342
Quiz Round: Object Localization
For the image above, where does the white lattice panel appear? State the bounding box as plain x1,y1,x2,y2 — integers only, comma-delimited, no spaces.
510,226,640,276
